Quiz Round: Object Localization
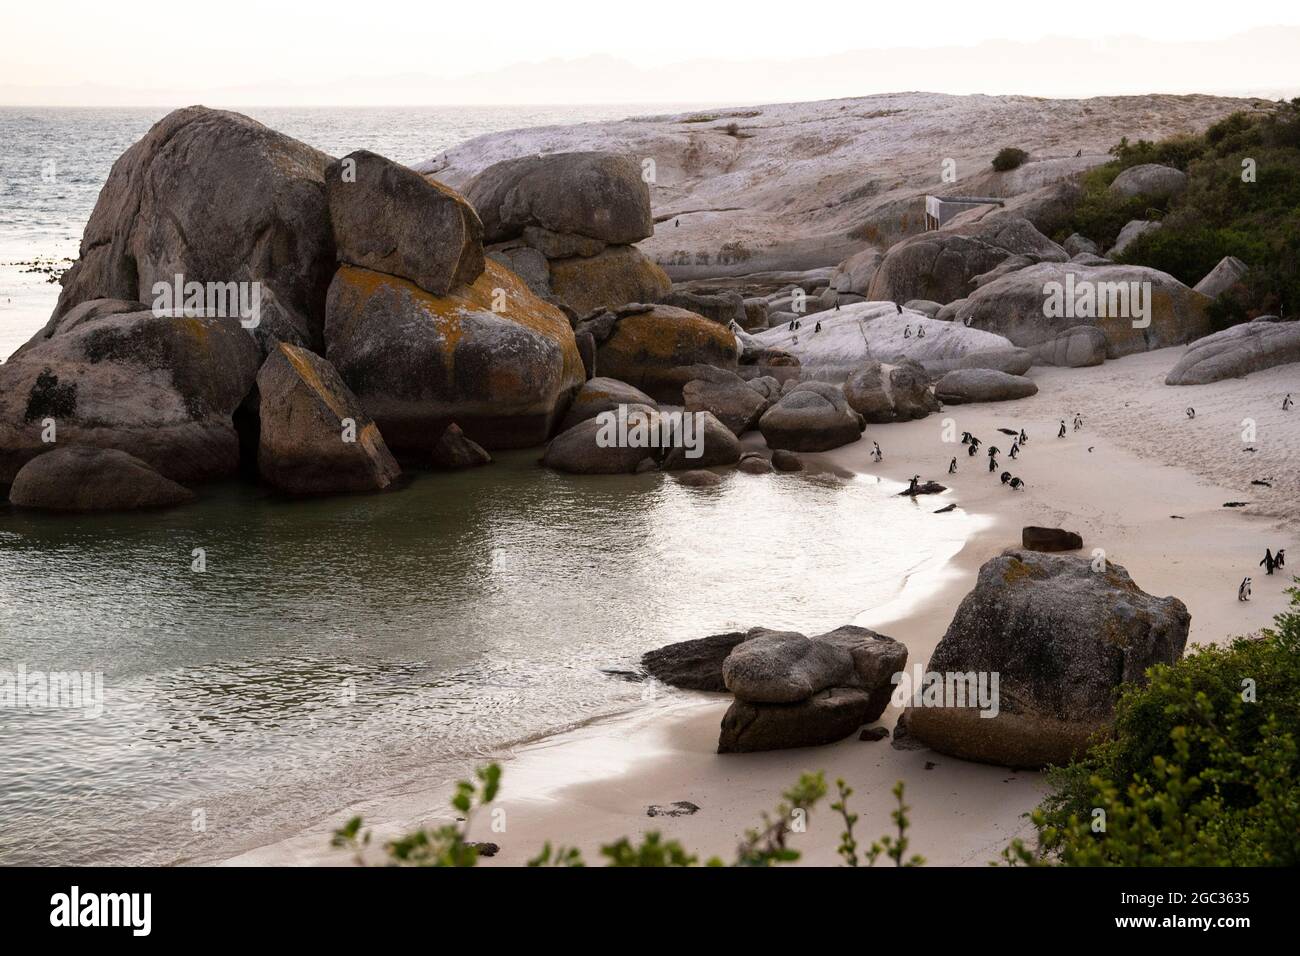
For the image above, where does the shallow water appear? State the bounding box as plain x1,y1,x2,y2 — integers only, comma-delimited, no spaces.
0,453,970,864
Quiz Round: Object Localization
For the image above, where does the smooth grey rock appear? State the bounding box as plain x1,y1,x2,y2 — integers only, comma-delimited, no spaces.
1022,526,1083,552
676,469,722,487
1107,219,1161,257
8,446,194,512
542,404,658,474
718,687,874,753
1108,163,1187,201
662,290,746,326
1031,325,1108,368
432,423,492,469
830,247,883,295
758,381,862,451
843,360,939,423
934,369,1038,404
641,630,750,691
1062,234,1099,257
1165,321,1300,385
683,373,769,436
662,411,742,469
1192,255,1249,299
559,377,657,432
955,347,1034,376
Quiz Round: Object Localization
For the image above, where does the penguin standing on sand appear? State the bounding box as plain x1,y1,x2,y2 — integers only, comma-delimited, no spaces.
1073,413,1084,431
814,321,822,332
1239,577,1252,601
1009,477,1025,490
1009,441,1019,459
1019,428,1028,444
1261,548,1277,575
961,432,973,444
1284,394,1294,410
1187,407,1196,419
969,436,982,451
1276,549,1287,569
967,443,978,457
948,457,958,474
1000,471,1012,484
917,326,925,338
904,325,912,338
908,475,920,495
872,441,883,463
988,455,999,473
1057,419,1067,438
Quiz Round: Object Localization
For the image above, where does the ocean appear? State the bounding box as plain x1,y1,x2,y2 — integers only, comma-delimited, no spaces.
0,105,973,865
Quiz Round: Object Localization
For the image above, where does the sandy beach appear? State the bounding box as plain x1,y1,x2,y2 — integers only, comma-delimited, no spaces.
222,346,1296,867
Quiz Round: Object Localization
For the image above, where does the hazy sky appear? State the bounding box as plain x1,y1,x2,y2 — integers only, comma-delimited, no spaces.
5,1,1300,105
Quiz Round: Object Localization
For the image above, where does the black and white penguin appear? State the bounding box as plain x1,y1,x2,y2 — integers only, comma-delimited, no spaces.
1239,577,1252,601
948,457,958,474
1057,419,1067,438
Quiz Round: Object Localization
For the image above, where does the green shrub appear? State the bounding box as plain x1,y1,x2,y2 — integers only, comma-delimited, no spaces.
992,147,1029,171
1008,584,1300,866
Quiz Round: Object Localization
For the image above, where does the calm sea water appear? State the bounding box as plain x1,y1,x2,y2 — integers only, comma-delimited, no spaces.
0,105,972,866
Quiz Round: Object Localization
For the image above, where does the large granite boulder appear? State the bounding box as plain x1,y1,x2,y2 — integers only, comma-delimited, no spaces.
719,688,877,754
546,245,671,314
903,549,1190,768
866,217,1067,305
323,259,584,453
1107,219,1161,257
1108,163,1188,201
11,298,148,361
541,404,658,474
1192,255,1249,299
327,150,484,296
1031,324,1108,368
51,107,336,351
843,361,939,424
256,342,401,494
558,377,657,432
954,262,1211,359
586,305,739,404
661,290,746,327
463,151,653,246
934,369,1038,404
954,347,1034,376
8,446,194,512
717,624,907,753
0,311,260,484
1165,320,1300,385
661,410,742,470
682,369,771,436
758,381,863,452
1062,234,1099,257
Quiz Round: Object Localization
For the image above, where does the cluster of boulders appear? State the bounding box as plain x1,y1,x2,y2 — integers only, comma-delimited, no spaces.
465,151,672,314
641,625,907,752
896,548,1190,767
1165,315,1300,385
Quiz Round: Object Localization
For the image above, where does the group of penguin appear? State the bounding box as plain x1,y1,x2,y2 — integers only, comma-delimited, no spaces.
949,427,1029,490
1239,547,1289,602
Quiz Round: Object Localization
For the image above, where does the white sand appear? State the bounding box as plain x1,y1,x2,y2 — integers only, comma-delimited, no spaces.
223,346,1297,867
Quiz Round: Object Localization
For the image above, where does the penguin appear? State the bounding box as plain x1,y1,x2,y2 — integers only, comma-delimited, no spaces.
948,457,958,474
1276,549,1287,569
1019,429,1028,444
917,326,925,338
1075,148,1082,157
872,441,883,463
908,475,920,495
969,436,982,451
674,218,680,227
1057,419,1067,438
1239,577,1252,601
904,325,912,338
814,321,822,333
1000,471,1012,484
988,455,998,473
834,301,840,311
788,320,796,331
1261,548,1277,575
967,443,979,457
961,431,973,444
895,303,903,315
1009,441,1019,459
1009,477,1025,490
1073,414,1083,431
1284,394,1294,411
1186,407,1196,419
987,446,1000,457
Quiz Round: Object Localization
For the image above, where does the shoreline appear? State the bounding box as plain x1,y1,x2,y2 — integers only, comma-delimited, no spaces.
221,346,1296,867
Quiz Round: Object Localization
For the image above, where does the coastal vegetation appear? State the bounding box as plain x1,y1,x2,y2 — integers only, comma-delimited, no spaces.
991,146,1029,171
1061,99,1300,326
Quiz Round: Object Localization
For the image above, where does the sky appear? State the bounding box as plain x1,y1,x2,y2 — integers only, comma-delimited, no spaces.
4,1,1300,106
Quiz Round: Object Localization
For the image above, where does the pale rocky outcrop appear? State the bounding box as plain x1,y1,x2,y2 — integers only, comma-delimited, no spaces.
8,446,194,512
830,247,883,295
327,149,484,296
1031,325,1108,367
323,259,584,453
843,360,939,423
682,368,772,436
256,342,401,494
51,107,336,350
1108,219,1161,257
902,549,1189,768
1062,234,1099,257
1165,320,1300,385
